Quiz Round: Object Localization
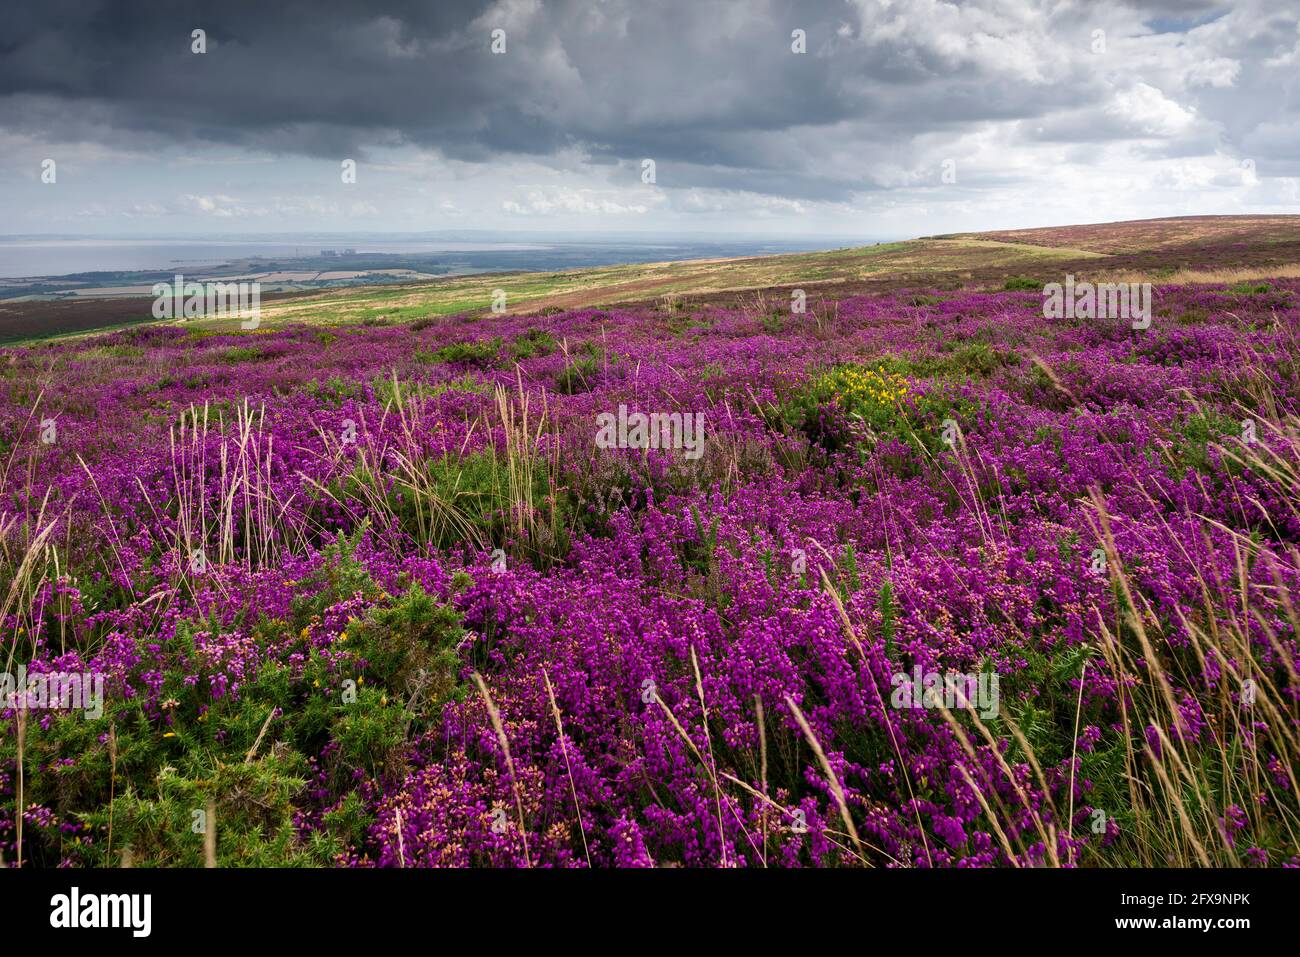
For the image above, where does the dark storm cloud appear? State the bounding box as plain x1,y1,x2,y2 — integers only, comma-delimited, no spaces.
0,0,1295,198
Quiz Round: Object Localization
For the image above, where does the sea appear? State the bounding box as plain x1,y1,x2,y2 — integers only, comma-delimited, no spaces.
0,235,880,280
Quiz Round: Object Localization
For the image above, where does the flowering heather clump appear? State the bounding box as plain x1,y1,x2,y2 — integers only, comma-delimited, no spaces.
1,280,1299,868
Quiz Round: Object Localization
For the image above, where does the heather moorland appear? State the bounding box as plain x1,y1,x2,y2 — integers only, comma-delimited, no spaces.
2,218,1299,868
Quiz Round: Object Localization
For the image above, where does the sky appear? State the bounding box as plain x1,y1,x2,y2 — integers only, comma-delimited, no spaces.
1,0,1298,239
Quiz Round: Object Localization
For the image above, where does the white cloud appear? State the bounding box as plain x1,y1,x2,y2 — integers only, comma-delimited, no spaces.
1106,83,1198,136
502,187,656,215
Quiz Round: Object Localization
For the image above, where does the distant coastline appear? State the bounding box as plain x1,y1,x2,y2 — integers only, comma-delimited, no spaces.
0,234,883,286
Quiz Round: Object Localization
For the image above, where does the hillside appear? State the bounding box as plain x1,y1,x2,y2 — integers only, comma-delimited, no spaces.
3,214,1299,343
4,230,1298,869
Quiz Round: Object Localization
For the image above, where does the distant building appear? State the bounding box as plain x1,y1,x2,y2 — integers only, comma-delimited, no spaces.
342,248,356,255
321,249,337,257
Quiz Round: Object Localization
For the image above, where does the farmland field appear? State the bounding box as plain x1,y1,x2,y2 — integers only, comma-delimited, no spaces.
2,216,1299,868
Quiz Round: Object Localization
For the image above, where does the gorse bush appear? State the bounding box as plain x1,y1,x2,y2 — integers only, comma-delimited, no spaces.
507,328,558,361
218,345,267,364
2,537,471,867
1003,276,1044,291
419,337,502,368
782,362,978,457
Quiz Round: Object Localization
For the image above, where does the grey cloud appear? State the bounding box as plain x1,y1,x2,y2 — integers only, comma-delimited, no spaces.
0,0,1296,201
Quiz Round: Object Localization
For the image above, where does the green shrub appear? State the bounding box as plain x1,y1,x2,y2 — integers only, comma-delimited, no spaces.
1003,276,1043,291
555,343,607,394
218,346,266,364
508,328,558,361
419,338,502,368
782,362,978,457
1,537,471,867
303,376,363,407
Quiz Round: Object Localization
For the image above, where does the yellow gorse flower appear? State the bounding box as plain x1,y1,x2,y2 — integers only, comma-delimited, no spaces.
822,364,910,408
